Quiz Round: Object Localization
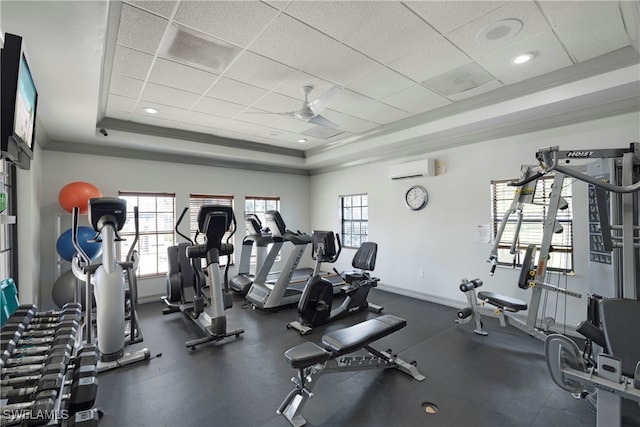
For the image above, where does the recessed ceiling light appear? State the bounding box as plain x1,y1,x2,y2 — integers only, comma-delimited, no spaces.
512,53,534,64
143,107,159,114
298,138,307,143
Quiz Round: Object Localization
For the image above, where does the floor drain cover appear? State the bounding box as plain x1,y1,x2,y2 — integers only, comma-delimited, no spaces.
421,402,439,414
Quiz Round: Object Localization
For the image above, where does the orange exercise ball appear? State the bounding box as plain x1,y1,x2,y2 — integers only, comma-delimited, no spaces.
58,182,103,214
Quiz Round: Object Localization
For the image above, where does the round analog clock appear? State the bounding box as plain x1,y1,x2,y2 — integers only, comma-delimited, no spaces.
405,185,429,210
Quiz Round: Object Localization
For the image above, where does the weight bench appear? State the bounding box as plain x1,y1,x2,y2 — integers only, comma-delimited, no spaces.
277,314,425,427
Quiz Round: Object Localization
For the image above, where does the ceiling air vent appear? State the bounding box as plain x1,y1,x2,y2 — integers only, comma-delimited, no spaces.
159,23,241,74
423,62,495,97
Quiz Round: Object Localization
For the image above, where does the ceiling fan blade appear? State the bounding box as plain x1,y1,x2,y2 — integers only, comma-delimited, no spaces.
308,86,339,115
308,114,339,129
246,110,297,117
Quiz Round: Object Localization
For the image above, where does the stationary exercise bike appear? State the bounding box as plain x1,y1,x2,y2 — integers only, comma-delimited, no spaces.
288,232,383,335
162,204,244,349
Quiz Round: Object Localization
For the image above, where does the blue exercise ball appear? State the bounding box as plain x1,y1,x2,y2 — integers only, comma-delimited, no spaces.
56,227,101,262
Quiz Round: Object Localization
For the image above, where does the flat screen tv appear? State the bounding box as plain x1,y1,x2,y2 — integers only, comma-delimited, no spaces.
1,33,38,170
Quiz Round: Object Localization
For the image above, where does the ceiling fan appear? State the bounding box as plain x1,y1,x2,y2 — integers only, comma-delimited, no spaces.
265,85,340,129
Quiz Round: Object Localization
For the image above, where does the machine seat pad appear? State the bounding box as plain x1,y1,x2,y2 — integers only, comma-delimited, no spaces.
477,291,527,312
322,314,406,356
284,341,330,369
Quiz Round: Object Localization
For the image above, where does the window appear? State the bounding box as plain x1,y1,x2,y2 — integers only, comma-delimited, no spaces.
341,194,368,248
189,194,235,265
245,196,280,226
491,175,573,272
118,192,175,277
245,196,280,262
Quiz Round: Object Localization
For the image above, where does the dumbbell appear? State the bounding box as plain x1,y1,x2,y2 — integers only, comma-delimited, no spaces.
1,346,97,381
2,368,98,413
1,319,79,341
4,305,81,331
2,324,77,365
2,346,72,375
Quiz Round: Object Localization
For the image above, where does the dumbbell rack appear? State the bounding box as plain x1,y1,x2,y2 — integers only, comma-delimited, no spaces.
1,303,100,426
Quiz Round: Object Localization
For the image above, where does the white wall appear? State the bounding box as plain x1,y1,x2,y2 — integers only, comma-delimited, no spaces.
38,151,311,309
310,112,640,328
15,143,42,305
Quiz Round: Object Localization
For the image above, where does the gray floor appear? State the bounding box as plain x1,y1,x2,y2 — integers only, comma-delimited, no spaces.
95,289,596,427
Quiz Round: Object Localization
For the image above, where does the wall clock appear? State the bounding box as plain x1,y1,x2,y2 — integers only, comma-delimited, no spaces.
405,185,428,210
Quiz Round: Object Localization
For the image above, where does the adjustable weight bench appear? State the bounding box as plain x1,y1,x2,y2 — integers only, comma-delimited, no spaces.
277,314,426,427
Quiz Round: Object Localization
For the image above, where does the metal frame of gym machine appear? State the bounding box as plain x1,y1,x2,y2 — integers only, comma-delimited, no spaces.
542,143,640,427
457,162,582,340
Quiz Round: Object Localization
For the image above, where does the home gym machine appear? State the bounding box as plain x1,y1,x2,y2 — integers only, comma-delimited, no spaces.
229,214,273,296
545,298,640,427
162,205,244,349
457,143,639,339
288,233,383,335
71,197,150,372
278,314,425,427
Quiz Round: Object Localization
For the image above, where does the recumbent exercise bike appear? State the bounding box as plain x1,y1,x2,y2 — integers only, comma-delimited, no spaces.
288,231,383,335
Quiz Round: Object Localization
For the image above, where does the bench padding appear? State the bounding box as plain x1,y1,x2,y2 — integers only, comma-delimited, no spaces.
322,314,406,356
477,291,527,312
284,341,330,369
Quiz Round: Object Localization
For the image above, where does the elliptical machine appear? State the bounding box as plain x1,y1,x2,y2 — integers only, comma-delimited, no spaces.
288,232,383,335
162,204,244,349
71,197,150,371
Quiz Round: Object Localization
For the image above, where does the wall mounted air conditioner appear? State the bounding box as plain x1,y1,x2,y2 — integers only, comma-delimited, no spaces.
388,159,436,180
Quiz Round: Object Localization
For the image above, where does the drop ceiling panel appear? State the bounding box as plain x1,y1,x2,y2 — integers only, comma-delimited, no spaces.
283,1,390,41
330,90,410,124
125,1,177,19
234,110,313,133
148,58,218,94
381,84,452,114
117,4,167,54
111,45,154,80
405,1,506,35
140,82,201,110
447,2,553,60
342,3,444,65
250,13,380,86
192,97,247,118
224,51,297,90
109,75,144,99
173,1,278,48
252,92,301,113
320,110,380,134
274,72,335,102
447,80,504,101
387,37,472,83
107,94,137,114
347,66,416,101
182,111,231,129
135,102,188,121
206,77,268,106
539,1,630,62
474,30,572,84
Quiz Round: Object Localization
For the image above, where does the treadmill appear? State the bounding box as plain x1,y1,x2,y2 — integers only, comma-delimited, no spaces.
245,210,342,310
